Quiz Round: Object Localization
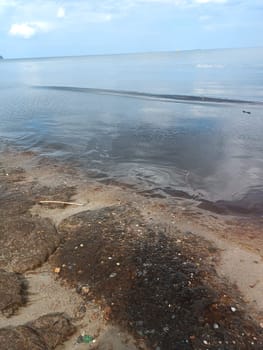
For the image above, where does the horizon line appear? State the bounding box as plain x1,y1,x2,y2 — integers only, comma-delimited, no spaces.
2,45,263,61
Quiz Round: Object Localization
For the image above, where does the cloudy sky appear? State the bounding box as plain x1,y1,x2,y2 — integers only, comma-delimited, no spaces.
0,0,262,58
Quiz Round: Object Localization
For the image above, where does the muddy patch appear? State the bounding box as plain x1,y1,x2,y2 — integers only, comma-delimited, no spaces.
51,206,263,349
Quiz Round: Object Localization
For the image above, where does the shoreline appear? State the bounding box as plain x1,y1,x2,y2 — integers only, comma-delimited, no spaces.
0,148,262,349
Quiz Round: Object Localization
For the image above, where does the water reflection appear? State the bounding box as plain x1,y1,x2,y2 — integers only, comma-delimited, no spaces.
0,51,263,213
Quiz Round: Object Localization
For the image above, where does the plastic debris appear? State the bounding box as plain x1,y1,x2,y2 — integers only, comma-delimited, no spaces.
83,335,93,343
77,334,94,344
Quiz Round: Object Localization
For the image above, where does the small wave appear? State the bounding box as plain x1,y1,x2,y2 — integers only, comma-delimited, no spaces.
33,85,263,106
196,64,225,69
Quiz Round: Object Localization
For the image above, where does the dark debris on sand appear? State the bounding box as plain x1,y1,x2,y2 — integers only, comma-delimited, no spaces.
51,206,263,350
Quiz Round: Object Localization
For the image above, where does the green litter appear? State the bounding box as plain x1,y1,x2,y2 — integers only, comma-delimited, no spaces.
77,334,93,344
83,335,93,343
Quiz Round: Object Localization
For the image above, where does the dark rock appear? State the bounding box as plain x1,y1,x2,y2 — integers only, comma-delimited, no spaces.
0,270,26,317
0,313,75,350
27,313,76,348
0,326,46,350
0,167,76,272
0,214,58,273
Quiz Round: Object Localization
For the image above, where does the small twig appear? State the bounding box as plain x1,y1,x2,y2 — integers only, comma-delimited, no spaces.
39,200,84,206
249,280,259,289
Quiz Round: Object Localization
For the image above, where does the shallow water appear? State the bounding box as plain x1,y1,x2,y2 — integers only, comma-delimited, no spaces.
0,48,263,210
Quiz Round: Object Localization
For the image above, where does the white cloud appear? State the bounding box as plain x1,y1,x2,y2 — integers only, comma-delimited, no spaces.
0,0,16,14
57,6,65,19
87,12,112,22
9,23,35,38
3,0,230,38
136,0,227,4
0,0,17,6
1,0,230,23
9,21,52,39
199,15,211,21
139,0,187,4
194,0,227,4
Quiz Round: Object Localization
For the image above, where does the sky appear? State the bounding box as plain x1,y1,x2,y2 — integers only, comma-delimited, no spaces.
0,0,262,58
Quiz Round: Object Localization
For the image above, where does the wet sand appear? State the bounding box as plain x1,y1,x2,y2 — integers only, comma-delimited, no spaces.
0,148,262,349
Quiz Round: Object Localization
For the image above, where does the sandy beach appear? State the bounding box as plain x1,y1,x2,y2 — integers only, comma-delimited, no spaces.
0,148,262,349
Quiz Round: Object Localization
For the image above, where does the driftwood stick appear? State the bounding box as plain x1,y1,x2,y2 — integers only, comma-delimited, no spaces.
39,200,84,206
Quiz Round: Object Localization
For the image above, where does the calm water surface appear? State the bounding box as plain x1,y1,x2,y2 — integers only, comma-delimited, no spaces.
0,48,263,211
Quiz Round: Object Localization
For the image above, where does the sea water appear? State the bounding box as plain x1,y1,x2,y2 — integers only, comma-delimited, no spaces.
0,48,263,210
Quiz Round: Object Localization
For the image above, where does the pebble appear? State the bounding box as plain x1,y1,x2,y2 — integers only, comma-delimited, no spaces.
163,326,169,333
81,286,90,294
80,243,84,247
109,272,117,278
230,306,237,312
203,340,208,345
213,323,219,329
